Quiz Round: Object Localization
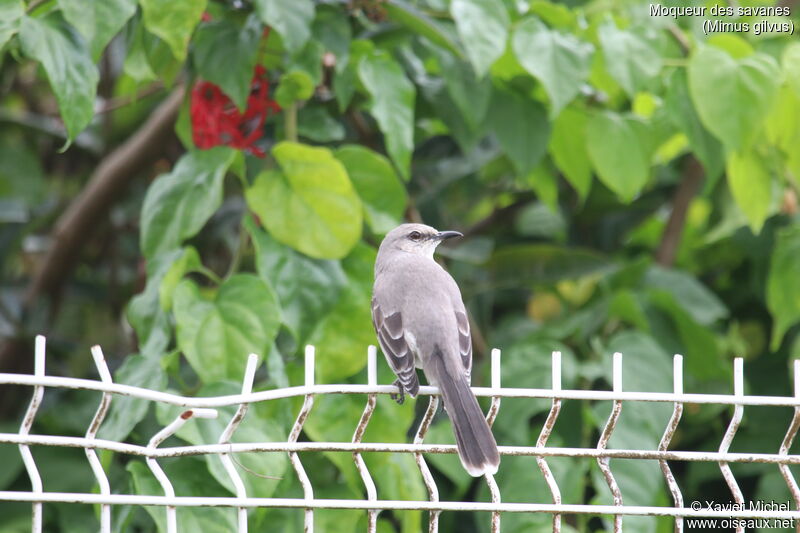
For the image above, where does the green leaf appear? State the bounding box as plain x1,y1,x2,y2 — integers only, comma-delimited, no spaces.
529,0,575,29
512,17,593,117
308,243,377,382
482,455,586,532
192,14,262,111
496,339,578,443
549,107,592,201
609,289,649,331
490,44,528,81
140,148,236,259
297,106,345,142
688,46,780,150
0,136,45,208
768,227,800,351
56,0,136,59
158,246,202,311
245,216,347,344
128,458,237,533
708,33,753,59
784,42,800,97
335,145,407,234
424,421,472,495
371,455,426,533
302,392,406,488
254,0,314,54
157,382,290,499
604,331,673,436
301,390,424,533
384,0,463,58
665,69,724,182
174,274,281,383
142,26,182,85
0,0,24,50
643,266,728,325
522,165,558,211
127,248,184,356
286,39,324,87
333,61,356,112
0,423,23,490
123,15,156,81
586,111,651,202
312,5,351,70
333,40,373,113
98,354,167,441
597,20,661,97
358,50,416,180
725,149,772,234
139,0,206,61
766,85,800,152
418,71,485,151
245,142,362,259
488,86,550,175
19,15,99,143
489,244,613,285
591,331,671,533
274,70,314,108
434,46,492,131
450,0,509,77
647,291,723,380
514,202,566,240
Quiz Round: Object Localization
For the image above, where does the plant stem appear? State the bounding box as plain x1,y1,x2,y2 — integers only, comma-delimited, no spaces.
26,0,48,13
284,101,298,143
198,266,223,285
226,222,249,279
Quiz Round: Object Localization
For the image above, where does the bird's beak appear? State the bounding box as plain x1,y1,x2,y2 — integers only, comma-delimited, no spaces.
435,230,463,241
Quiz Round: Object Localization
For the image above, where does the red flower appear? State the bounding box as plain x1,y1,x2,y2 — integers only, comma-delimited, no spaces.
190,65,280,157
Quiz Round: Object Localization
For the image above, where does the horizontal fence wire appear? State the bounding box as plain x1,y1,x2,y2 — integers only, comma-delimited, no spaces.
1,336,800,533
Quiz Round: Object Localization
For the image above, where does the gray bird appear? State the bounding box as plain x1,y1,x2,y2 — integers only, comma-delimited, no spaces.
372,223,500,476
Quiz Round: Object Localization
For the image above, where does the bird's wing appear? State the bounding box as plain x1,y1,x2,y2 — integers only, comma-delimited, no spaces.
371,296,418,392
455,309,473,381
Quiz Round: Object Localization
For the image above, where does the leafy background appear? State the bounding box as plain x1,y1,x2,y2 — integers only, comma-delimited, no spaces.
0,0,799,531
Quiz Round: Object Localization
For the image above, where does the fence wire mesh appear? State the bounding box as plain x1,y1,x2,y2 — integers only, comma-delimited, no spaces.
2,336,800,533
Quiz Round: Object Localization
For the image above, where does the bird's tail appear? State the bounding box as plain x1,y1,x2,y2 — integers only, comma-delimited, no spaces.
432,348,500,477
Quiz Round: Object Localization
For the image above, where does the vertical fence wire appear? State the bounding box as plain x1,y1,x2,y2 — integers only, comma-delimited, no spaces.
780,360,800,533
658,355,684,533
146,408,218,533
414,395,440,533
719,358,745,533
597,352,624,533
536,351,563,533
217,353,259,533
19,335,45,533
288,346,316,532
484,348,502,533
353,346,379,532
9,340,800,532
86,346,114,533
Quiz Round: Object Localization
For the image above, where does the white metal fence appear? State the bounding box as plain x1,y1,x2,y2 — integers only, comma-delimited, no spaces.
2,336,800,533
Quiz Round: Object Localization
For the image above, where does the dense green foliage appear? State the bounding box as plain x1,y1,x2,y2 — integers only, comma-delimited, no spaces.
1,0,800,531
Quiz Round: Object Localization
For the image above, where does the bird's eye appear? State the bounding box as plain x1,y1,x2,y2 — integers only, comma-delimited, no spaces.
409,231,422,241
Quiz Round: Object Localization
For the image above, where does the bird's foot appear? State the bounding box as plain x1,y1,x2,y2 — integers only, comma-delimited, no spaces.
390,379,405,404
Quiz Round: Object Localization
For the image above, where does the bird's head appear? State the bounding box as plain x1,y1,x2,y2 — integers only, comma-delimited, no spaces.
379,223,463,259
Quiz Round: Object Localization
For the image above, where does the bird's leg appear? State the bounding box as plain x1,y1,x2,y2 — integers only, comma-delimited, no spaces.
390,379,405,404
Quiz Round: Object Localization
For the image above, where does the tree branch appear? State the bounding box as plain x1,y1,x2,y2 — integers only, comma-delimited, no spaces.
461,196,532,238
655,156,704,267
667,25,691,56
0,88,184,384
23,88,184,306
